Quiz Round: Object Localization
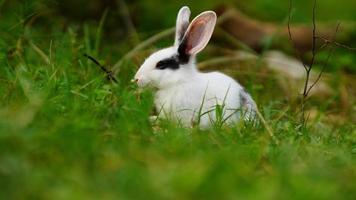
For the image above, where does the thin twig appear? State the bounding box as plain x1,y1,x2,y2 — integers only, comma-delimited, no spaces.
316,36,356,51
301,0,318,100
306,23,340,95
288,0,313,126
309,0,317,69
287,0,308,71
84,54,118,83
288,0,354,128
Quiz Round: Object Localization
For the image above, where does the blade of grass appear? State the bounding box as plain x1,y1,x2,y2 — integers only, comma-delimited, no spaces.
112,27,175,71
29,41,50,65
255,108,279,145
116,0,140,44
95,9,109,56
84,23,91,57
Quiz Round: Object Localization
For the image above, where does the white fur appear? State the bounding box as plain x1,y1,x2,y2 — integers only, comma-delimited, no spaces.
134,6,256,128
174,6,190,46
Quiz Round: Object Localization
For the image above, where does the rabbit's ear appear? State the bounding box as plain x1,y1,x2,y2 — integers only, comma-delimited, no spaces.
174,6,191,46
178,11,216,56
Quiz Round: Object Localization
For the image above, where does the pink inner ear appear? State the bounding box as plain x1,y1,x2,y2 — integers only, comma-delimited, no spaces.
187,21,206,51
183,12,216,55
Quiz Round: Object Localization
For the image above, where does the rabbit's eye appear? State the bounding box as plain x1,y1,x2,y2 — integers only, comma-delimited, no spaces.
155,58,179,70
156,61,166,69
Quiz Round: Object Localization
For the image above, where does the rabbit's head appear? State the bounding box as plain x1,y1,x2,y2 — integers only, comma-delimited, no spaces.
134,6,216,89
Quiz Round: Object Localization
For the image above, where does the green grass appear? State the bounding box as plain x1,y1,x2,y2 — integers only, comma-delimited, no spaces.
0,0,355,199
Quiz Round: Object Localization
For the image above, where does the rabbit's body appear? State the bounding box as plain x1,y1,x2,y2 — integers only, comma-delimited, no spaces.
134,6,257,128
155,69,248,127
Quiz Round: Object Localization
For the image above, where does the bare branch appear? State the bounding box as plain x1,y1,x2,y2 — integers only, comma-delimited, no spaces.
301,0,318,99
309,0,317,68
306,23,340,95
288,0,354,127
287,0,308,71
84,54,118,83
288,0,319,127
316,36,356,51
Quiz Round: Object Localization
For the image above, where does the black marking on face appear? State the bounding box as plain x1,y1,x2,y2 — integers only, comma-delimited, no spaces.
155,51,190,70
155,56,180,70
177,38,190,64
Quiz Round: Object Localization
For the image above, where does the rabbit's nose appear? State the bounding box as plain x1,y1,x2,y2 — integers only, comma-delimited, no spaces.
131,78,139,83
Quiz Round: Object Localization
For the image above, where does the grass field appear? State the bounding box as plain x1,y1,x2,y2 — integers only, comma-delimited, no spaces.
0,0,355,199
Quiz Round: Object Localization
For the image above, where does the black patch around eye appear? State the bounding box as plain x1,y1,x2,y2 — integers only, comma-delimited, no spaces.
156,57,180,70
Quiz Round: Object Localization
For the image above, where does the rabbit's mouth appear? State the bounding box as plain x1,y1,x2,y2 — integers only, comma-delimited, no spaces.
132,78,159,91
133,77,148,88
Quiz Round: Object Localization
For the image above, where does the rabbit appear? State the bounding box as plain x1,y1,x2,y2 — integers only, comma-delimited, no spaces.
134,6,257,128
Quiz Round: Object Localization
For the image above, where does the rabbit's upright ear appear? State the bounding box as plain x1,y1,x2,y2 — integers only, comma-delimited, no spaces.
174,6,191,46
178,11,216,56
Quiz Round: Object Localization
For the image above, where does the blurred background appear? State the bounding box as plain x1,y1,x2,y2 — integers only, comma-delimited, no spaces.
0,0,355,199
3,0,355,120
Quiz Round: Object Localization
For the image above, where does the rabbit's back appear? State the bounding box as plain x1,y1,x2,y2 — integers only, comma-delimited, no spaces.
155,71,248,127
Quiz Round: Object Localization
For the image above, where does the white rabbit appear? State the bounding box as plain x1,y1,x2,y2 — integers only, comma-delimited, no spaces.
134,6,257,128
